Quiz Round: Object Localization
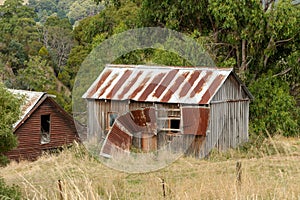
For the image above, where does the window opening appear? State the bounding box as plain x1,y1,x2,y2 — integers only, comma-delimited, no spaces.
170,119,180,131
41,114,50,144
107,112,118,129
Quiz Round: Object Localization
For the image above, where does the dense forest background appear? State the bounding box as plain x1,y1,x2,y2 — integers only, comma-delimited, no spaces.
0,0,299,137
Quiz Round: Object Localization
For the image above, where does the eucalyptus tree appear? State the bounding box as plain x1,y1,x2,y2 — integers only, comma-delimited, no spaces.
0,83,22,165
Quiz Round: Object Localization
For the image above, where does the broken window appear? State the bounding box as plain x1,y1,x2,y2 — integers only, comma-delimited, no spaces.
163,117,181,133
170,119,180,131
107,112,118,129
156,106,181,133
41,114,50,144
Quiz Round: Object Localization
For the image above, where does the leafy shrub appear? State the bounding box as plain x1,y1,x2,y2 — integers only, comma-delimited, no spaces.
249,72,299,137
0,155,10,167
0,83,23,166
0,178,21,200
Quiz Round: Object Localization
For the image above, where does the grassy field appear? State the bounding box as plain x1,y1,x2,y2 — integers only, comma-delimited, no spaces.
1,136,300,199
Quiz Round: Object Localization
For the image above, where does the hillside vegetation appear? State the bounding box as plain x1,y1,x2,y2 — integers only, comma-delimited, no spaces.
0,0,299,198
0,0,299,136
0,0,28,4
1,136,300,199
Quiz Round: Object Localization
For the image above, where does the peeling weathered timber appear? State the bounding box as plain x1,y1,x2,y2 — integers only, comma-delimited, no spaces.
5,97,79,161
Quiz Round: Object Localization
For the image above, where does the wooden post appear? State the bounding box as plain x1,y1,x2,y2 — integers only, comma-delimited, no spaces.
162,178,166,198
236,161,242,190
58,179,63,200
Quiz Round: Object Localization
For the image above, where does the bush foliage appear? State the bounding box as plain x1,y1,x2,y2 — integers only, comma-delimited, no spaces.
249,72,300,137
0,83,22,166
0,177,21,200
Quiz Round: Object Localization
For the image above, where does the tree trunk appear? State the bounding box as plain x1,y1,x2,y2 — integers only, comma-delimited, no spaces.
235,45,240,70
241,39,247,71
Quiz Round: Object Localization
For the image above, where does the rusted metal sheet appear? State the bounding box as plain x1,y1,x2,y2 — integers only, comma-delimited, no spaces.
182,107,210,136
83,64,232,104
199,74,226,104
87,70,112,98
100,107,157,157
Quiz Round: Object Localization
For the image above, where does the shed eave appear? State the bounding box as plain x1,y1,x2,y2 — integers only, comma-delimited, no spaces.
230,71,254,100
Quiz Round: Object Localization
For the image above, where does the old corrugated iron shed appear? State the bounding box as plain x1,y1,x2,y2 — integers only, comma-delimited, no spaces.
83,64,253,158
83,64,252,104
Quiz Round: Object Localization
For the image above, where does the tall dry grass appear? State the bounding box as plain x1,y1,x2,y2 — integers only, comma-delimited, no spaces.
1,136,300,199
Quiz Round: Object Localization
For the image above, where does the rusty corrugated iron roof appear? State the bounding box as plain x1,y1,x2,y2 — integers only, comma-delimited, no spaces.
83,64,234,104
8,89,46,129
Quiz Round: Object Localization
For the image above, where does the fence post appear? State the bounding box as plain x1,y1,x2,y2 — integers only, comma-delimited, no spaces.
58,179,63,200
236,161,242,190
161,178,166,198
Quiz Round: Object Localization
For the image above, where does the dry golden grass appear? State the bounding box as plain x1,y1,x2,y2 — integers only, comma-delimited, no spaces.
1,137,300,199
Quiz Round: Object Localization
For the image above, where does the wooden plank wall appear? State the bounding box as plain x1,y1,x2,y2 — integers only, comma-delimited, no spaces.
6,98,78,161
87,100,134,142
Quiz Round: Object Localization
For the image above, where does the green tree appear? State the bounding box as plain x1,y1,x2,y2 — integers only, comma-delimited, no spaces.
16,56,56,91
0,83,22,166
66,0,140,89
139,0,210,32
249,72,299,137
0,0,43,84
43,16,75,73
67,0,104,25
72,0,299,137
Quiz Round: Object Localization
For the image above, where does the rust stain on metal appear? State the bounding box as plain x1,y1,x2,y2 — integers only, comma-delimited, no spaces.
182,107,210,135
131,110,147,126
139,73,165,101
130,76,151,99
118,112,144,133
102,107,157,157
179,70,200,97
102,124,132,156
108,124,131,149
118,71,143,99
153,69,178,98
190,71,213,98
87,70,112,98
98,73,118,98
85,65,234,104
199,74,225,104
144,107,156,122
106,70,132,99
182,71,190,78
161,75,185,102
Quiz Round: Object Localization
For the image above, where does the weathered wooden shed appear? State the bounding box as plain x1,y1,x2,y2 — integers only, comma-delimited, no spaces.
83,64,253,158
5,89,80,161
